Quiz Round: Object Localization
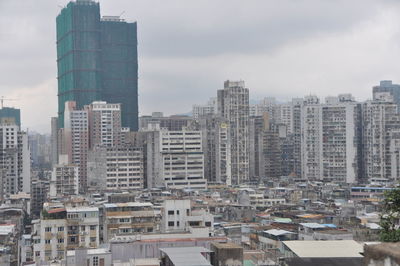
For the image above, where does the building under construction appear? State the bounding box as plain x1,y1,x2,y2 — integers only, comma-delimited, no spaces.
56,0,138,130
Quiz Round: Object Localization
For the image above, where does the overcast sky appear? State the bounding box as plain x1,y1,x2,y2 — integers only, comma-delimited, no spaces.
1,0,400,133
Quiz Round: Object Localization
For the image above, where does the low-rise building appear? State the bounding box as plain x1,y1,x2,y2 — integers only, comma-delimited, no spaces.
103,202,158,242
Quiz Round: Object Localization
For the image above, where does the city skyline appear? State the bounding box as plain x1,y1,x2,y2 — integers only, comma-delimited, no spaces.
2,0,400,134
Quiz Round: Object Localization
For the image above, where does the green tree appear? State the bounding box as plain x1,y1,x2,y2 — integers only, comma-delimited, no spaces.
380,188,400,242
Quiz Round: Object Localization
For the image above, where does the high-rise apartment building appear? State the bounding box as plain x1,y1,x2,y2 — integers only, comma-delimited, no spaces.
362,92,400,181
217,80,250,185
0,107,20,127
0,123,30,196
56,0,138,130
373,80,400,110
86,101,123,148
49,155,79,197
87,145,144,191
301,95,361,183
62,101,89,192
197,116,231,185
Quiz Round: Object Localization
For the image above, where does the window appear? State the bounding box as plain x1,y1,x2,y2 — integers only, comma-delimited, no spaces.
168,221,174,227
45,239,50,244
58,238,64,243
177,221,180,227
90,225,96,230
90,237,97,242
93,256,99,266
205,222,211,227
81,226,86,231
45,227,51,232
168,210,174,215
58,227,64,232
57,250,64,259
177,210,180,215
35,251,40,257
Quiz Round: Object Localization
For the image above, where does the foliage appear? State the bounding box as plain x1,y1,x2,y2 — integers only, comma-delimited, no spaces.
380,188,400,242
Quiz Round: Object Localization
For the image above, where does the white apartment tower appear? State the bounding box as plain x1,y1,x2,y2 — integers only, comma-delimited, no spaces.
63,101,89,192
0,123,30,195
217,80,250,185
87,101,123,148
362,92,400,181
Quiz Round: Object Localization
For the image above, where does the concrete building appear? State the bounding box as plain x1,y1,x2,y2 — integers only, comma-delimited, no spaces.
192,97,218,119
145,128,207,190
217,80,250,185
139,114,194,131
51,117,59,167
30,179,49,219
197,116,231,185
87,101,123,148
373,80,400,110
162,199,213,236
301,95,361,183
0,122,31,196
103,202,157,242
87,145,144,191
49,155,79,197
362,92,400,181
66,248,112,266
62,101,89,192
32,205,100,263
210,242,243,266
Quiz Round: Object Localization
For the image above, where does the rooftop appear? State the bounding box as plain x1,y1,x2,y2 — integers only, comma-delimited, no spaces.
160,247,212,266
283,240,363,258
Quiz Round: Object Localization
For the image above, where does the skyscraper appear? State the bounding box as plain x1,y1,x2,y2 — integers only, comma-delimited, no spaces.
217,80,250,185
56,0,138,130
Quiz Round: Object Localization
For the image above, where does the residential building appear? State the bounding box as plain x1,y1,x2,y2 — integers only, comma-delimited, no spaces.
373,80,400,110
87,145,144,191
62,101,89,192
162,199,213,236
103,202,157,242
32,205,100,263
192,97,217,119
87,101,123,148
362,92,400,181
49,155,79,197
217,80,250,185
0,122,30,196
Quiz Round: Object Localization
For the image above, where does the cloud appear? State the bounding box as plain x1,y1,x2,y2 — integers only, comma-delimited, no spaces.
1,0,400,132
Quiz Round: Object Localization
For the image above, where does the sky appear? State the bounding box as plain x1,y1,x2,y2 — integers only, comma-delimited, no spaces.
1,0,400,133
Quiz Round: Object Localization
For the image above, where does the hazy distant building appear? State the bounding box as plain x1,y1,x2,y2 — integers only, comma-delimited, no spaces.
50,117,58,166
198,116,231,184
139,114,194,131
192,97,217,119
57,0,138,130
373,80,400,110
217,80,250,185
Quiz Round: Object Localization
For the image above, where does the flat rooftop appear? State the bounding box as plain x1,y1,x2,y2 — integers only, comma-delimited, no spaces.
283,240,363,258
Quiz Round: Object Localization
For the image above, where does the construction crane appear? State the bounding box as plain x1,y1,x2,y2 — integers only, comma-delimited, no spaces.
0,96,18,109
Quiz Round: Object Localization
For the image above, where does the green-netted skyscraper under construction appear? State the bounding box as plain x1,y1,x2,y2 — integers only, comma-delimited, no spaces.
56,0,138,130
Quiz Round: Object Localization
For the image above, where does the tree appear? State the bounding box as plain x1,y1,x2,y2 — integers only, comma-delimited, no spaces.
380,188,400,242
